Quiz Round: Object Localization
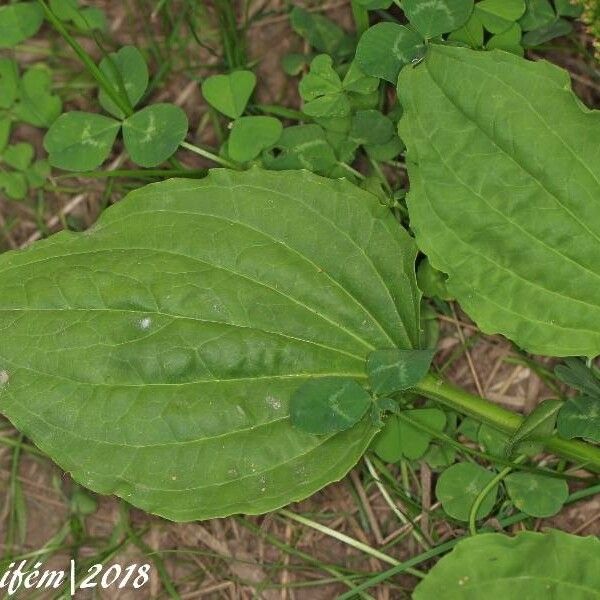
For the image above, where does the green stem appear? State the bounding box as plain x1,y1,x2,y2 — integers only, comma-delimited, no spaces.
468,455,526,536
37,0,133,117
416,374,600,471
179,141,240,169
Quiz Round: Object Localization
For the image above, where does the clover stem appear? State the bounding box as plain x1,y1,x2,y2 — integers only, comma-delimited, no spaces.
416,373,600,471
468,454,526,537
179,141,241,169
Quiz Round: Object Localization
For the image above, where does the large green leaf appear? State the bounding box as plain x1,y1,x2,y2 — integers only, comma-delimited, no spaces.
413,530,600,598
0,168,420,521
398,45,600,357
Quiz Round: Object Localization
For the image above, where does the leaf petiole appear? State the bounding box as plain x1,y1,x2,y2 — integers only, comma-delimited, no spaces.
416,374,600,471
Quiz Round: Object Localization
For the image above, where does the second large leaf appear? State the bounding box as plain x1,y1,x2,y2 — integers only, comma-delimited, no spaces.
0,168,420,521
398,45,600,357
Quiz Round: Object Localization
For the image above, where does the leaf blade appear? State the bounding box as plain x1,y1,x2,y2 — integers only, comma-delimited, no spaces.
398,45,600,357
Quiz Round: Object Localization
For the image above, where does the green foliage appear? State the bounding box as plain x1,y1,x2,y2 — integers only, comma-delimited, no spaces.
14,65,63,127
98,46,149,119
0,2,44,48
436,463,498,521
289,6,355,60
44,112,120,171
0,139,48,200
371,409,446,461
504,472,568,516
356,23,425,83
398,45,600,357
299,55,351,118
122,104,188,168
0,60,62,130
44,45,187,170
1,0,598,579
201,71,256,119
414,530,600,598
402,0,474,38
290,378,372,434
556,358,600,442
367,349,435,395
0,58,58,201
504,398,562,457
557,396,600,441
475,0,526,33
261,124,337,175
49,0,106,32
0,168,421,520
228,116,283,163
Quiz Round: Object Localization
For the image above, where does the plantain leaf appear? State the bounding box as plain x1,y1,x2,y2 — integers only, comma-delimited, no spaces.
398,45,600,357
0,168,420,521
413,530,600,599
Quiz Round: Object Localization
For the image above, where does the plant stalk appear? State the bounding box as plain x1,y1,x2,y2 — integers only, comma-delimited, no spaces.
416,373,600,471
37,0,133,117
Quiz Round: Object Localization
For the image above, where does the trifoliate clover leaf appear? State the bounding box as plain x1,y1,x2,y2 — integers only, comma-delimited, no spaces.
505,472,568,517
475,0,526,33
0,58,19,109
486,22,524,55
228,116,283,163
25,159,50,188
122,103,188,167
521,18,572,45
519,0,556,31
44,111,120,171
0,172,27,200
13,66,62,128
0,118,11,153
201,71,256,119
557,396,600,442
290,378,372,435
299,55,351,118
355,23,425,84
281,53,310,76
98,46,149,119
49,0,107,31
3,143,34,171
289,6,355,60
402,0,474,38
261,124,338,174
367,348,435,396
448,11,485,46
349,110,394,146
0,2,44,48
342,60,379,95
371,409,446,462
436,462,499,521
